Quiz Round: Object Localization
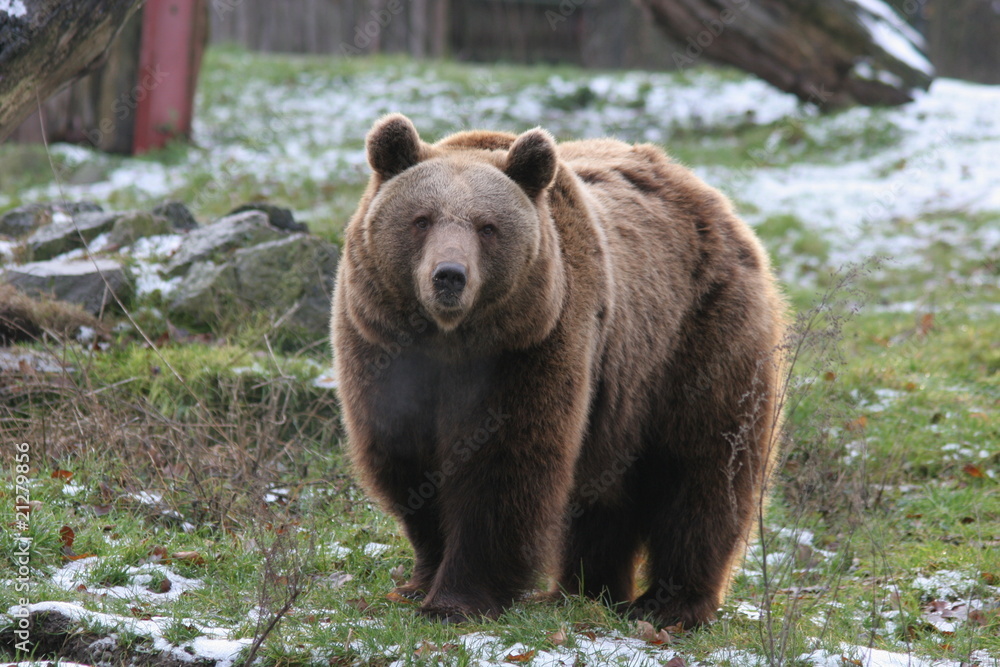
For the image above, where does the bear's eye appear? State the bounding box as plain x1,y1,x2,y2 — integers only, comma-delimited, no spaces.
413,216,430,230
479,224,497,238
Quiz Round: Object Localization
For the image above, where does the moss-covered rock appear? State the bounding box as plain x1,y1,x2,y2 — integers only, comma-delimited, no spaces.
168,234,338,338
26,210,121,260
107,212,174,247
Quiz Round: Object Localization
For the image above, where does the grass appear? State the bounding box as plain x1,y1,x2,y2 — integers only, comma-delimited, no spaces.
1,47,998,667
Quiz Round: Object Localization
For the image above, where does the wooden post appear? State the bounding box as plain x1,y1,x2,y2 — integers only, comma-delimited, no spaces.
132,0,208,154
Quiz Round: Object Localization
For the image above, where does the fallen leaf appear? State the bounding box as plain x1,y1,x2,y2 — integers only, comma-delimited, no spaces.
415,641,439,657
58,526,75,549
548,627,567,646
91,504,113,517
665,657,687,667
385,590,416,604
389,564,407,585
962,464,985,479
823,371,836,382
129,606,152,620
76,584,88,592
845,416,868,432
917,313,934,336
634,620,671,645
171,551,205,565
981,572,997,585
960,516,976,524
149,545,169,562
969,412,988,421
51,469,73,481
505,649,535,663
842,658,863,666
904,381,918,391
151,578,172,594
346,597,370,612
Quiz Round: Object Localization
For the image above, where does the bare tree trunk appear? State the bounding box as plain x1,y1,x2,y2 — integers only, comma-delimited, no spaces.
7,8,144,152
0,0,146,141
635,0,934,108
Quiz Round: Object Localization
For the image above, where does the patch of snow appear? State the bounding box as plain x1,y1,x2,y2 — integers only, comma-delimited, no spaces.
327,542,352,559
62,482,86,497
715,77,1000,273
362,542,391,558
0,0,28,18
912,569,979,600
733,600,763,620
264,487,290,503
55,232,113,260
76,325,96,343
804,644,965,667
51,556,203,602
127,233,185,260
0,348,68,373
382,630,677,667
312,369,339,389
129,490,163,505
0,238,17,262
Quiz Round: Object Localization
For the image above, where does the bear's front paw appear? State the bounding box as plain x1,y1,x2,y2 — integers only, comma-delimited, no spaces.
627,593,718,630
392,583,427,601
420,590,503,623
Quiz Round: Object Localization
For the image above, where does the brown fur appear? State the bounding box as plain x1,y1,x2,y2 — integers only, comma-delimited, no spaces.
331,113,787,627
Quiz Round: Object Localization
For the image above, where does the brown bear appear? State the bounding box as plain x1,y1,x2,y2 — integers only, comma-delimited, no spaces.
331,113,787,628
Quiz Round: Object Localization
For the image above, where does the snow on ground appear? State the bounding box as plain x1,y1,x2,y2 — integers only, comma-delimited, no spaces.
25,65,1000,294
51,556,203,603
369,629,679,667
4,601,251,667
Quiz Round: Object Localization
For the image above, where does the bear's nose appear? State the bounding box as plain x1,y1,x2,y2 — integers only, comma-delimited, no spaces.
433,262,467,294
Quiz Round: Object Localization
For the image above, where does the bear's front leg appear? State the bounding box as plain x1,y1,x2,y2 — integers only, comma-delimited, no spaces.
419,359,589,621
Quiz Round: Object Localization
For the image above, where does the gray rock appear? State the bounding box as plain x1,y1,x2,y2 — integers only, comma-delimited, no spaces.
4,259,132,315
163,211,286,277
0,201,103,238
107,211,174,247
169,234,339,337
152,201,199,231
26,211,122,260
167,260,237,323
228,202,307,233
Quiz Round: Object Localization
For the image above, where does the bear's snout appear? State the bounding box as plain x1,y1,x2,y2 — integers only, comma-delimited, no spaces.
432,262,468,302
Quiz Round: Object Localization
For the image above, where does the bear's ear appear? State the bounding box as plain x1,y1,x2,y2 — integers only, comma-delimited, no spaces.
366,113,422,180
504,128,557,199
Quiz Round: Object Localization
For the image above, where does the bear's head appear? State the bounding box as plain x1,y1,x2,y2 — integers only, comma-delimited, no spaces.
358,114,563,340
